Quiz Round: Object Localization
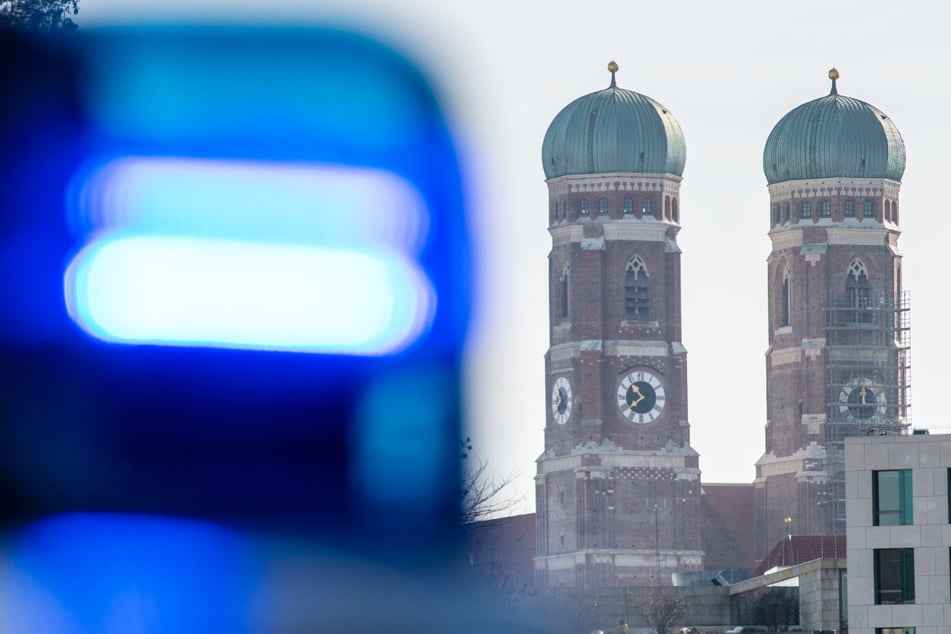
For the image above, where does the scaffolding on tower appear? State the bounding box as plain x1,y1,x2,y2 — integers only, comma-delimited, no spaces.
817,289,911,535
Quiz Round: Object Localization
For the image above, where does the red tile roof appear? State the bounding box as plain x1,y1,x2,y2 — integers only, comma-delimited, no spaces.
752,534,847,576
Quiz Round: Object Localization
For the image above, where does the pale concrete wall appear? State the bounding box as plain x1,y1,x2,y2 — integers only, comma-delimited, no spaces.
846,434,951,634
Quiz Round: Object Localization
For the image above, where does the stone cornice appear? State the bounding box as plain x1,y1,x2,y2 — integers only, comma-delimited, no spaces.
769,224,896,249
550,220,673,245
546,172,682,196
767,177,901,201
549,340,674,363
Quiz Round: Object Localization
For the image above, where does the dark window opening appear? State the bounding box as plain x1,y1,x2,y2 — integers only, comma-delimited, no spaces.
874,548,915,604
624,259,649,320
560,270,569,319
781,276,790,327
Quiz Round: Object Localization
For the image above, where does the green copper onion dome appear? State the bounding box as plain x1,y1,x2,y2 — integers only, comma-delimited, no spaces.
763,68,906,185
542,61,686,179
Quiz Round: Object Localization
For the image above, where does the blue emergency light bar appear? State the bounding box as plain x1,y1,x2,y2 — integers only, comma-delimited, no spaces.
0,26,471,536
65,157,434,354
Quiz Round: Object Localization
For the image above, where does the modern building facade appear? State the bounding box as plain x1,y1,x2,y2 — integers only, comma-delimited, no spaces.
845,433,951,634
535,62,703,588
756,69,911,560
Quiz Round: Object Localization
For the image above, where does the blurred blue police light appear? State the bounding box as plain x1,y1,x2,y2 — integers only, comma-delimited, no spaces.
64,157,435,354
66,237,433,354
68,157,429,251
1,513,258,633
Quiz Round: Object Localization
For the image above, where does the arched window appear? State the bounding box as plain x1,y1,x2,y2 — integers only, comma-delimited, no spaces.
801,202,812,220
893,201,899,224
773,204,780,225
862,200,873,219
821,201,831,217
642,197,653,216
783,203,790,223
560,265,570,319
598,197,608,215
664,197,671,219
844,200,854,217
623,197,633,215
579,198,589,215
672,198,679,222
624,256,649,320
847,259,873,324
781,269,791,327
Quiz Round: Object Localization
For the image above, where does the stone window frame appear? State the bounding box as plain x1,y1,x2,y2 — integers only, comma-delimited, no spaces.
873,469,913,526
624,256,650,321
801,201,812,220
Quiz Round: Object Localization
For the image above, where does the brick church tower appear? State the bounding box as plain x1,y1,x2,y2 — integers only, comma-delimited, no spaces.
534,63,703,588
755,69,911,559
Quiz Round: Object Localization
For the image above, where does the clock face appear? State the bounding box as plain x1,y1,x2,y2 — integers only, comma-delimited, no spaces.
839,378,884,420
617,370,665,424
551,376,572,425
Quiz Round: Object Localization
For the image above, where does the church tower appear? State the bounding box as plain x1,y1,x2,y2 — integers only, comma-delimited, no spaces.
535,63,703,589
756,69,911,559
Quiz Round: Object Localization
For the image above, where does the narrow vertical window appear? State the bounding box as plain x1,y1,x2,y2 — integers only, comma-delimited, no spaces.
844,200,854,217
821,200,831,217
781,270,790,327
773,204,780,225
783,203,790,222
624,256,649,320
846,259,872,323
560,266,569,319
863,200,873,218
642,198,652,216
672,198,678,222
874,548,915,604
623,197,633,215
598,197,608,215
664,196,671,219
801,202,812,219
873,470,913,526
579,198,589,215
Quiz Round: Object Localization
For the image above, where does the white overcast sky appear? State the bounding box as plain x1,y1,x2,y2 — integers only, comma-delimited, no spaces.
76,0,951,516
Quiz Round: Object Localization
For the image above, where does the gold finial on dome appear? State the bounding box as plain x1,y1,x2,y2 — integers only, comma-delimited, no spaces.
608,60,618,88
828,67,839,95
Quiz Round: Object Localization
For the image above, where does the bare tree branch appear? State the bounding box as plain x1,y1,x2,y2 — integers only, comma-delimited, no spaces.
634,585,688,634
460,438,523,523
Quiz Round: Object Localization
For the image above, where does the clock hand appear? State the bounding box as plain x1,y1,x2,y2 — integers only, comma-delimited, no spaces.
628,385,645,408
